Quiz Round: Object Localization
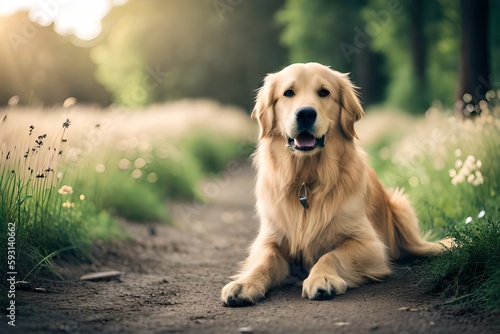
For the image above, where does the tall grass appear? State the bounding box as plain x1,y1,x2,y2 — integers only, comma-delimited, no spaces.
363,100,500,310
0,100,255,282
0,118,115,281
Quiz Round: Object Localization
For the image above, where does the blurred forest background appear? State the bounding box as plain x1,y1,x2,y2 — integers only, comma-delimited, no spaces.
0,0,498,114
1,1,499,311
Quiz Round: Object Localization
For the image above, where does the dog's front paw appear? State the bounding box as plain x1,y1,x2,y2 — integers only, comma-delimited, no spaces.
221,280,266,307
301,274,347,300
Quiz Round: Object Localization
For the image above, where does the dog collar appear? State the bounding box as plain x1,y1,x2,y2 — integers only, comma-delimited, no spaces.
298,182,309,210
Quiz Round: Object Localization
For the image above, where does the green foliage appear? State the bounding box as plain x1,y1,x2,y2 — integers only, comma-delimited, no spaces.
179,131,246,174
0,123,122,281
0,107,252,282
92,0,286,110
362,0,460,112
368,107,499,231
277,0,387,105
277,0,356,66
0,12,111,106
97,175,170,223
418,214,500,311
365,103,500,309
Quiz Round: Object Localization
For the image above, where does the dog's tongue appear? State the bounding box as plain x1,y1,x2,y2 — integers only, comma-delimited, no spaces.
294,132,316,148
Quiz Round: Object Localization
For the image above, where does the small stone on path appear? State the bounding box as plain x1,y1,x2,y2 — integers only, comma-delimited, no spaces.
80,270,122,282
239,326,253,334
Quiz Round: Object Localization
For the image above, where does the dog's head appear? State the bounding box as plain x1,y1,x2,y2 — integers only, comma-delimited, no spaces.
251,63,364,155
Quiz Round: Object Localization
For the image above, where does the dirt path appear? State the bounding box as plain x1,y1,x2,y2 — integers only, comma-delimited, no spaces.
7,164,499,334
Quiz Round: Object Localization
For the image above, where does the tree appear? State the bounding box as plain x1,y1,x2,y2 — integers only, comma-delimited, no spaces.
456,0,490,116
93,0,286,110
0,12,110,107
277,0,386,106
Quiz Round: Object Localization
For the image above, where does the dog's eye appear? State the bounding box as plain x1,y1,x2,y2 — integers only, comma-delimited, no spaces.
318,88,330,97
283,90,295,97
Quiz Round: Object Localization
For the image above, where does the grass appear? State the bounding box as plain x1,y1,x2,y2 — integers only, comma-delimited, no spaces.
0,100,254,284
2,94,497,311
418,214,500,311
362,99,500,311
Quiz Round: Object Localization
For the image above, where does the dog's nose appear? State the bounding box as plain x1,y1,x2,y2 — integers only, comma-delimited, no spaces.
295,107,317,131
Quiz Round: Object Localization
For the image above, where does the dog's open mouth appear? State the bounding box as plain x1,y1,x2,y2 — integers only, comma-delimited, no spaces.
288,132,326,151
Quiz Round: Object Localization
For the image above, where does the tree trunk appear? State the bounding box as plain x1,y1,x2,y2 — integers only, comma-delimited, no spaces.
409,0,426,86
457,0,490,116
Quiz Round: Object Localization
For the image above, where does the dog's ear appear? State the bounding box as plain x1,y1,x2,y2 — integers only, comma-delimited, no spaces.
338,73,364,140
251,73,276,140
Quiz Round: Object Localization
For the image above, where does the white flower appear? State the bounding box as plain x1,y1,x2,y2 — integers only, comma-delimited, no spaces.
58,185,73,195
448,169,457,178
62,200,75,208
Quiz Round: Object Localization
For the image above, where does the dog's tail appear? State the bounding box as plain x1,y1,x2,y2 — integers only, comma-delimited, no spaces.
386,188,452,259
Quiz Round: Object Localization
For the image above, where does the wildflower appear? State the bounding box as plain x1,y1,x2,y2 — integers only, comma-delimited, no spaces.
448,169,457,178
62,118,71,129
63,98,77,109
465,216,473,224
450,154,483,186
80,194,85,201
58,185,73,195
134,157,146,168
472,171,484,186
62,200,75,208
131,169,142,179
147,172,158,183
118,158,131,170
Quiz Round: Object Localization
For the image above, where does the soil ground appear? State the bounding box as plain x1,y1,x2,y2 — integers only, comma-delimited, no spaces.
5,164,500,334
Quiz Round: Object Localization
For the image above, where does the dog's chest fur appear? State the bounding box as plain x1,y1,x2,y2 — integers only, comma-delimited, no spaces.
255,156,367,268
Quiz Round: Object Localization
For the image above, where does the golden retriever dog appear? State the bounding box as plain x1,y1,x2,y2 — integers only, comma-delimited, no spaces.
221,62,449,307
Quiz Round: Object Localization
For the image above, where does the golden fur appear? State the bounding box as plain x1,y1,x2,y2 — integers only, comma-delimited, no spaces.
221,63,449,306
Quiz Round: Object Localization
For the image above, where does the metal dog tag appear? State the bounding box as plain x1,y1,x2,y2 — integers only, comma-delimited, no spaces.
298,182,309,210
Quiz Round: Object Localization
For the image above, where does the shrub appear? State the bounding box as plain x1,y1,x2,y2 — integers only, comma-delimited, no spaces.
364,101,500,310
418,214,500,311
